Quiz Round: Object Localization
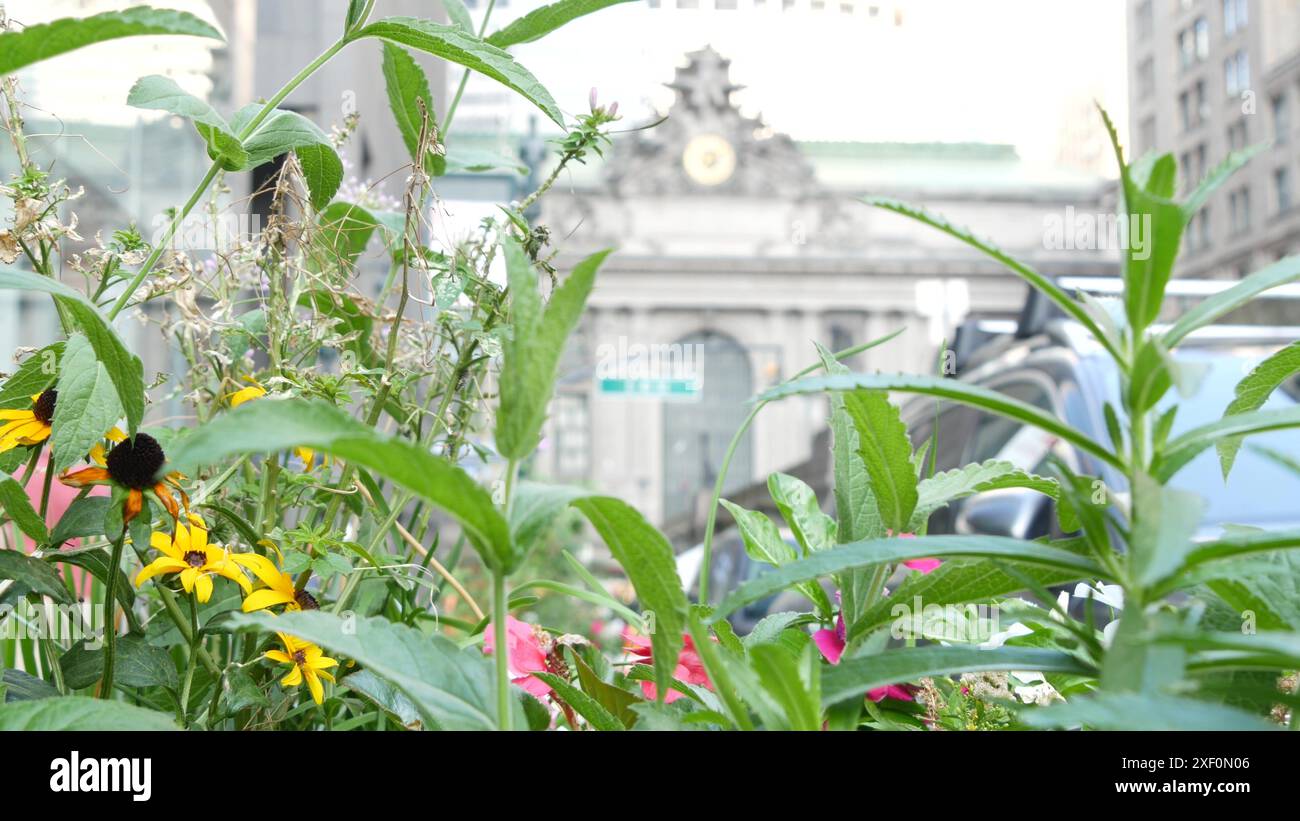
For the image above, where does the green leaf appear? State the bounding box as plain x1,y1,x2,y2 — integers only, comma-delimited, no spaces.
0,269,144,436
1207,551,1300,631
0,696,178,730
849,559,1086,642
50,333,123,473
1162,255,1300,347
758,371,1123,471
532,671,624,730
767,472,836,553
0,6,222,75
442,0,475,33
168,398,514,572
343,669,421,727
862,197,1123,362
719,498,832,617
842,389,916,533
1216,341,1300,478
487,0,637,47
380,42,440,172
1098,106,1189,333
711,535,1108,621
0,472,49,543
1021,692,1275,731
1182,143,1267,217
1128,471,1205,586
908,460,1066,533
230,106,342,210
821,645,1091,707
495,243,610,460
0,343,62,409
2,668,58,702
59,636,176,691
47,545,136,626
230,610,508,730
813,342,882,629
0,547,70,602
49,496,111,544
749,643,821,731
1153,405,1300,481
354,17,564,126
442,149,528,174
126,74,247,170
571,496,688,702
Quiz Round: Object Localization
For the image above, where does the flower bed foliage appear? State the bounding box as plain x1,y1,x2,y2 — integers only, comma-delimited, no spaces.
1,2,1299,731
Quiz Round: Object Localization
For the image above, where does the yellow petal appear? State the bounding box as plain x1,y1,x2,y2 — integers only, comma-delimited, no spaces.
241,588,296,613
24,424,51,443
229,552,287,590
317,670,336,684
106,427,126,443
192,572,213,603
280,666,303,688
308,654,338,671
304,668,324,705
133,557,186,587
212,559,251,594
172,523,191,555
264,650,294,664
0,409,34,420
228,386,267,407
179,567,197,594
150,531,178,559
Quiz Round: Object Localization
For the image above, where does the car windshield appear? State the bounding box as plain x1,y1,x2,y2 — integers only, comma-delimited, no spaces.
1157,346,1300,531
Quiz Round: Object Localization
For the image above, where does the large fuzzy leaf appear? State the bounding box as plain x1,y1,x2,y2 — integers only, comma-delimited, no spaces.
50,333,123,473
127,74,247,170
0,6,222,75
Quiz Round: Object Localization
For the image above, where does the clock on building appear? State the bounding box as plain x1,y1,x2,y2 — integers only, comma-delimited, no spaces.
681,133,736,186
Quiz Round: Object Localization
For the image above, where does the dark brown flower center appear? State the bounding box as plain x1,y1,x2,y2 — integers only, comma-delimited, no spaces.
184,550,206,568
294,589,319,610
33,389,57,425
105,432,166,490
292,650,307,665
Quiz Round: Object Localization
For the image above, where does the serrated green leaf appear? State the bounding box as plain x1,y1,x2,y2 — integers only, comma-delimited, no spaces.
842,389,916,533
767,472,836,554
50,334,123,473
495,243,610,460
0,269,144,436
442,0,475,33
908,459,1064,533
1163,255,1300,347
532,671,624,730
711,535,1108,621
1021,692,1274,730
230,106,341,210
355,17,563,126
719,498,831,617
59,635,176,690
0,6,222,75
380,42,440,172
0,546,71,602
1216,341,1300,478
1154,405,1300,481
486,0,637,48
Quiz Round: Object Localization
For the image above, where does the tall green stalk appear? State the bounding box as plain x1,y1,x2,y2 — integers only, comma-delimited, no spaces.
98,524,127,697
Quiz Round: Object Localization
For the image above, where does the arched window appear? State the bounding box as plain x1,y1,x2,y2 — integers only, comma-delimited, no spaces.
662,330,752,523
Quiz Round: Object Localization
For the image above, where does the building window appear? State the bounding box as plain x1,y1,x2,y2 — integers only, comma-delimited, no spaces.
1223,0,1247,34
1136,0,1153,39
1278,167,1295,214
1179,81,1208,131
1274,93,1292,144
1224,50,1249,96
553,394,590,480
1229,186,1252,234
1137,57,1155,99
1139,116,1157,154
1227,117,1249,152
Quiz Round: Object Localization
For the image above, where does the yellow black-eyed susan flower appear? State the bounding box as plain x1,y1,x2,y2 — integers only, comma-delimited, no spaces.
0,389,57,453
133,514,251,603
59,428,188,523
232,550,320,612
266,632,337,705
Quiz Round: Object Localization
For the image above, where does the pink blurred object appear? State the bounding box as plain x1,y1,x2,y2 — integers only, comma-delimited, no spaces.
622,627,713,703
483,615,553,697
12,454,108,599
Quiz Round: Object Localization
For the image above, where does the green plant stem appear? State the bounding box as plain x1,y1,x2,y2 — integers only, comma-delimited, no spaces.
697,330,904,604
106,37,350,321
492,571,511,731
98,525,127,698
180,594,200,727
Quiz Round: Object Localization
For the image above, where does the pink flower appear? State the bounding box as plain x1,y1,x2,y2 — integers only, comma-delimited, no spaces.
814,592,915,704
483,616,553,698
623,627,712,703
890,531,942,574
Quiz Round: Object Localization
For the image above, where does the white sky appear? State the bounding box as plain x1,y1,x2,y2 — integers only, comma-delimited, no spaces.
496,0,1131,172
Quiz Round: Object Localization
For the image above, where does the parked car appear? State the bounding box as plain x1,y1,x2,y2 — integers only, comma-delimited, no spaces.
680,282,1300,627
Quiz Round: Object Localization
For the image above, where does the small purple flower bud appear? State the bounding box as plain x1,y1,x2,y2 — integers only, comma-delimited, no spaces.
589,87,599,112
607,101,618,117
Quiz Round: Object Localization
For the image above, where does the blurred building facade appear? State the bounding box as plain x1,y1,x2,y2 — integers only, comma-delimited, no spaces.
531,48,1117,534
1127,0,1300,277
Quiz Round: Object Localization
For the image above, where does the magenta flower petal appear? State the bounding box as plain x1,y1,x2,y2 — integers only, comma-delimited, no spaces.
902,557,942,574
813,628,845,665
